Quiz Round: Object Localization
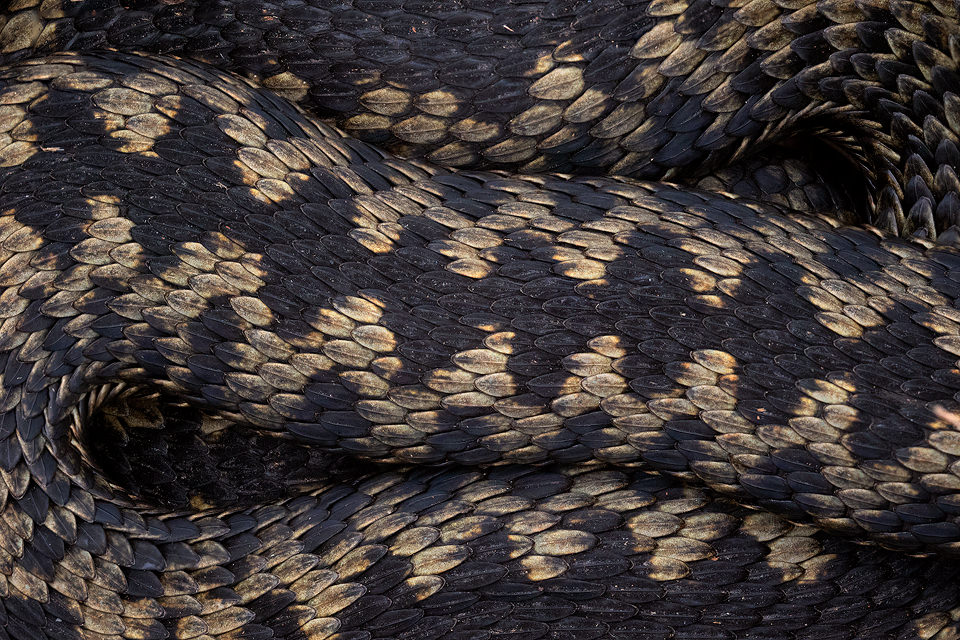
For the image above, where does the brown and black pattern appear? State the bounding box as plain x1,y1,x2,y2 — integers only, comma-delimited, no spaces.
0,0,952,235
1,1,960,639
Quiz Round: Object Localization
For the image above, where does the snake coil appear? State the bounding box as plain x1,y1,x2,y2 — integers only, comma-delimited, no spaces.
3,1,960,639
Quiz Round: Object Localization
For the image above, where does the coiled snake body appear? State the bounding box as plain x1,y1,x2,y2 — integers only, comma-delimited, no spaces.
3,1,960,639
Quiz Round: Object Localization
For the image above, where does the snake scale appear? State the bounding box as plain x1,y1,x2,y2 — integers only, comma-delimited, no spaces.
4,0,960,638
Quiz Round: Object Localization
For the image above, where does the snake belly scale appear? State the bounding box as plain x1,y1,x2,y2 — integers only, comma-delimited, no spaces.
3,1,960,640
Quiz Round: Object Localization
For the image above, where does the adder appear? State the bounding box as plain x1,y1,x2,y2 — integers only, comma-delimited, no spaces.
2,1,960,639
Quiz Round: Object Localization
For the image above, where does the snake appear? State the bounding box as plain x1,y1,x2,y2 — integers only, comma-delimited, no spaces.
3,0,960,638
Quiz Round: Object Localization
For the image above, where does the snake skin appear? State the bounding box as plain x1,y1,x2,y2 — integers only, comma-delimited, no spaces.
2,1,960,639
1,0,952,232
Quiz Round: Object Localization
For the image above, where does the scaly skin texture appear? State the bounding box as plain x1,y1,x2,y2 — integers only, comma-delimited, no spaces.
4,0,832,176
0,0,956,236
0,51,957,639
1,1,960,640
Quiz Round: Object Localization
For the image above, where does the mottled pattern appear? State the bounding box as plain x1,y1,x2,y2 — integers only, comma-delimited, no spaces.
1,1,960,640
0,51,953,639
0,0,956,237
4,0,830,176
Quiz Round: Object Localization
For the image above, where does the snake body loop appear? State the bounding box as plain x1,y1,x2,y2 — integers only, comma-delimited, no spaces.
3,0,953,230
3,2,960,639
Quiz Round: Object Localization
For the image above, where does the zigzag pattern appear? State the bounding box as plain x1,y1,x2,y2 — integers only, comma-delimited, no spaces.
0,2,957,638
